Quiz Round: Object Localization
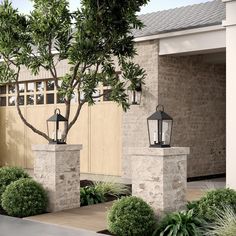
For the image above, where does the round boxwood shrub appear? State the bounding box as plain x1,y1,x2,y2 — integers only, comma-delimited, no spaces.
2,178,48,217
0,166,30,201
190,188,236,222
108,196,156,236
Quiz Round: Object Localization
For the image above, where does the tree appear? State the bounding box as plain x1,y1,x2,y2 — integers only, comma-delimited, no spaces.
0,0,148,143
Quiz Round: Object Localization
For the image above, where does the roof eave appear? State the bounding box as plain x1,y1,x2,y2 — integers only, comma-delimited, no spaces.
134,24,225,42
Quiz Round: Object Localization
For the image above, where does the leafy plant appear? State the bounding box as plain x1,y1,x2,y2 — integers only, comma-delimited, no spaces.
93,178,130,198
0,166,30,202
0,0,149,142
153,209,203,236
204,206,236,236
108,196,156,236
1,178,47,217
189,188,236,222
80,186,105,206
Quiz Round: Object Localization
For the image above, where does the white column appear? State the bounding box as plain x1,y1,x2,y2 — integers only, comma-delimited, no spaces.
223,0,236,189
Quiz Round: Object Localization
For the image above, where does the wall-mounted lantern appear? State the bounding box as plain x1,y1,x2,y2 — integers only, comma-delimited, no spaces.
128,83,142,105
47,108,68,144
147,105,173,148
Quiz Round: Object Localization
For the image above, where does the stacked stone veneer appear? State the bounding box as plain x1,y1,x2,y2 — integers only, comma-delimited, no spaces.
131,147,189,217
122,41,226,179
33,144,82,212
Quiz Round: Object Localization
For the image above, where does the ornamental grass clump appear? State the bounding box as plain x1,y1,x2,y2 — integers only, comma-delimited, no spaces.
108,196,156,236
93,177,130,197
204,206,236,236
188,188,236,222
0,166,30,202
2,178,47,217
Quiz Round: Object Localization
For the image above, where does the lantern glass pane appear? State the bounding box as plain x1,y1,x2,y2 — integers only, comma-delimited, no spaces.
148,120,158,145
47,121,67,143
162,120,172,145
128,90,141,105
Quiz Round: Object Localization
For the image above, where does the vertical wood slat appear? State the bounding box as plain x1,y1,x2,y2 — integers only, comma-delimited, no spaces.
0,102,122,176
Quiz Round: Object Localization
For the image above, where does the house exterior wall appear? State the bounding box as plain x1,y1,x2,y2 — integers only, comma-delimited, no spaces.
122,41,226,180
122,40,159,179
158,55,226,178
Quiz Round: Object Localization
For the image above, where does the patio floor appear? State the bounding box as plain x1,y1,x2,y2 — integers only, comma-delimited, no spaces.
25,178,226,233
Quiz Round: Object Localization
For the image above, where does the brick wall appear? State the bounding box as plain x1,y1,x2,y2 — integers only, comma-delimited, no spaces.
122,41,226,179
122,40,159,179
158,55,226,178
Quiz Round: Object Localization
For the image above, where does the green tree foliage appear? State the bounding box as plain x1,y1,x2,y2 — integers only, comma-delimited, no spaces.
0,0,149,142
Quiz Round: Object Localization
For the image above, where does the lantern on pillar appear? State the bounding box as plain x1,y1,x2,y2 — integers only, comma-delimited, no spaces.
147,105,173,147
47,108,68,144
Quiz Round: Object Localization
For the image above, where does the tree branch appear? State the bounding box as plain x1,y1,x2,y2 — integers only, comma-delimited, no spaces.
14,67,52,142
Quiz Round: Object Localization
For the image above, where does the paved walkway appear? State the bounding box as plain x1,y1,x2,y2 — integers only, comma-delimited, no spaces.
25,178,226,233
0,215,103,236
26,202,113,233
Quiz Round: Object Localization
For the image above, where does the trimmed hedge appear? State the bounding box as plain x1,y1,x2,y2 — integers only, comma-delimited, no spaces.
188,188,236,222
108,196,156,236
0,166,30,202
2,178,48,217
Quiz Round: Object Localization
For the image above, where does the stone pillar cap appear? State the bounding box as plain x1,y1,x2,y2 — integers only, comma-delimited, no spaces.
127,147,190,156
32,144,83,152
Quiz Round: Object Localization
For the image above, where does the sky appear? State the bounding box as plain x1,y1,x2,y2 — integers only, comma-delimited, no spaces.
8,0,211,15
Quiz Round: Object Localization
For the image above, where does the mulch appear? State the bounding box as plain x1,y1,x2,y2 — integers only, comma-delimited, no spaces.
97,229,115,235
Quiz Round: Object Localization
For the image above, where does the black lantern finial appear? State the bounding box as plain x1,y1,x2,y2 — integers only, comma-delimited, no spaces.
47,108,68,144
147,105,173,148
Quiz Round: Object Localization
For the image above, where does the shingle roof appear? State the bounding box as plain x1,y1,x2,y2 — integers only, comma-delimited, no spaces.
134,0,225,38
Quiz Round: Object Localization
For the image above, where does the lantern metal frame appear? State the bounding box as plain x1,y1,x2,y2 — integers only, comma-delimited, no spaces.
147,104,173,148
128,82,142,105
47,108,68,144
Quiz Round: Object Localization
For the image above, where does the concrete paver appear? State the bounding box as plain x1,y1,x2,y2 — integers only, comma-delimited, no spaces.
0,215,103,236
26,201,113,232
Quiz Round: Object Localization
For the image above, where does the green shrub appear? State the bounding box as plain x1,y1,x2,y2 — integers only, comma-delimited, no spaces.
80,186,105,206
189,188,236,222
2,178,47,217
108,196,156,236
0,166,30,202
93,178,130,198
153,209,203,236
203,206,236,236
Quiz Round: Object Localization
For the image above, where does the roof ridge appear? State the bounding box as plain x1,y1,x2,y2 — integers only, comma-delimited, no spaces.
138,0,220,17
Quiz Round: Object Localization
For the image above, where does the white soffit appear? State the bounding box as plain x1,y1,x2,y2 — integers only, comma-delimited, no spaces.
159,27,226,56
134,25,226,56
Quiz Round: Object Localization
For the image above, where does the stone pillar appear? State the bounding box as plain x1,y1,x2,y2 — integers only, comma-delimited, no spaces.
32,144,82,212
223,0,236,189
131,147,189,217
